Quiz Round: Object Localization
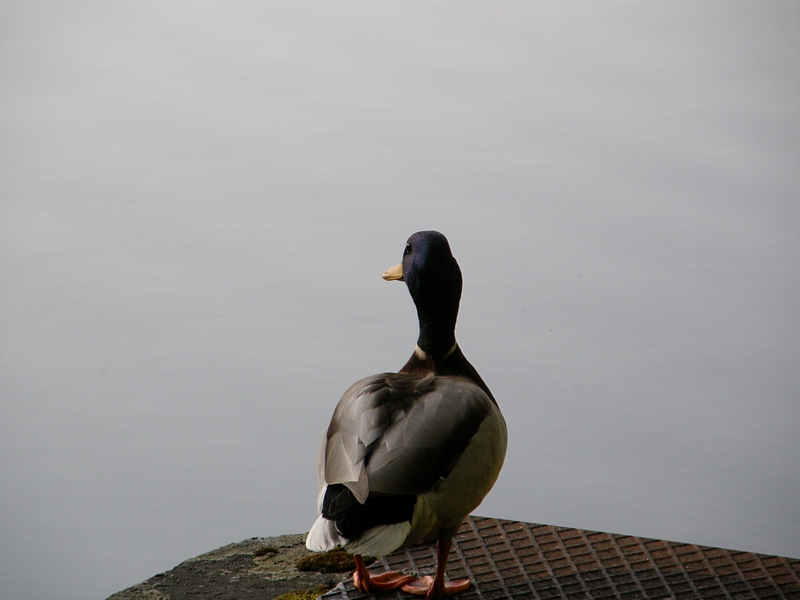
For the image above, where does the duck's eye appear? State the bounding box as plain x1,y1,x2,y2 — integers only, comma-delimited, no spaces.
403,243,411,256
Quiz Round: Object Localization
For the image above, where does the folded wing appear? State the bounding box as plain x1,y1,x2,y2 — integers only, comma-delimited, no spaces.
321,373,495,507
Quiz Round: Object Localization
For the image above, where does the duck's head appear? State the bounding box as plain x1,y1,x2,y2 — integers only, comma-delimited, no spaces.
383,231,462,359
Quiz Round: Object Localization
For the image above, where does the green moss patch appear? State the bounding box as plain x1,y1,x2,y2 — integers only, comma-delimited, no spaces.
274,585,331,600
296,548,376,573
253,545,279,557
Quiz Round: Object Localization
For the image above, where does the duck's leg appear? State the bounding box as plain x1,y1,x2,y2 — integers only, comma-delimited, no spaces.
401,537,471,598
352,555,415,592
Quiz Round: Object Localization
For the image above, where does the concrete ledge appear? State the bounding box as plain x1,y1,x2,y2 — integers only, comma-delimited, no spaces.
106,533,349,600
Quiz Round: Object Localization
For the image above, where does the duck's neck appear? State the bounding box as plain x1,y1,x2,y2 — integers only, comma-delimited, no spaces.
399,342,495,402
416,314,458,360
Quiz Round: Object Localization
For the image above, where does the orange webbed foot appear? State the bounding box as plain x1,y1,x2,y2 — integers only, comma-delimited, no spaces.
401,575,471,598
352,555,415,592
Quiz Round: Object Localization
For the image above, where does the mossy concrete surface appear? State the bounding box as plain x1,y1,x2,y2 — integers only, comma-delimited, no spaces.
106,534,350,600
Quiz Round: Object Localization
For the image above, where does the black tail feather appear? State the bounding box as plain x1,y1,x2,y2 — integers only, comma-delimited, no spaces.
322,484,416,539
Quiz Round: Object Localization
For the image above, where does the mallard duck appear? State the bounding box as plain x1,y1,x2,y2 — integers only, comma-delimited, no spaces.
306,231,507,598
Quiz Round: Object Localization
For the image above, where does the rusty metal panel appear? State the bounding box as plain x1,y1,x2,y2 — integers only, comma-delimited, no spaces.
322,516,800,599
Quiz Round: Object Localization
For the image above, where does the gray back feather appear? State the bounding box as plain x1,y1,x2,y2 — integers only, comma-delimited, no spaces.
323,373,493,503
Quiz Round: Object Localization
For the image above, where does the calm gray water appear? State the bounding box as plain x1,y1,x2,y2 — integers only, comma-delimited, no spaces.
1,3,799,599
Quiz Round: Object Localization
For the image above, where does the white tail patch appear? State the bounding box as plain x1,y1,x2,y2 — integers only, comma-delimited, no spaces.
305,516,411,558
342,522,411,557
306,515,346,552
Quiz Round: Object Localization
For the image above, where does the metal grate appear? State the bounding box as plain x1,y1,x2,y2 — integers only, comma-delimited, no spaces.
322,516,800,599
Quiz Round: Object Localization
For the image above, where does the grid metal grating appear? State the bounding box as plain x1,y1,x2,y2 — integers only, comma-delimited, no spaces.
321,516,800,600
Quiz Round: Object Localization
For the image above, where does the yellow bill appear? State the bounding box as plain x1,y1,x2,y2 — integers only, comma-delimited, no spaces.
382,263,403,281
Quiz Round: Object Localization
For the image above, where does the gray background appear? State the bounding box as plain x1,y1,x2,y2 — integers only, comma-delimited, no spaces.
1,3,798,600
